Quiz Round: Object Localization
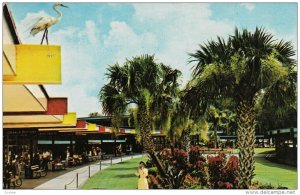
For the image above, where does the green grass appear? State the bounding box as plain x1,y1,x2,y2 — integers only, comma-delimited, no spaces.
254,157,297,189
232,148,275,154
81,157,149,189
254,148,275,154
82,152,297,190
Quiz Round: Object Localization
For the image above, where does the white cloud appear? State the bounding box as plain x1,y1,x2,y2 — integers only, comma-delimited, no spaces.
133,3,212,22
240,3,255,12
78,20,100,45
101,3,234,86
50,27,78,44
132,3,234,85
103,21,158,63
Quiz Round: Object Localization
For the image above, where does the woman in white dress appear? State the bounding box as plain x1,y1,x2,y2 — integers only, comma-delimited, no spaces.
135,161,149,189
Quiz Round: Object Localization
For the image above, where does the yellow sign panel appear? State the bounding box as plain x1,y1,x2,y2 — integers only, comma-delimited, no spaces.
3,44,61,84
88,123,97,131
63,112,77,125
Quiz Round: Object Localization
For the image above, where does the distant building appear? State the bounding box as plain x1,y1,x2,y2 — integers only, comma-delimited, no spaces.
267,128,297,166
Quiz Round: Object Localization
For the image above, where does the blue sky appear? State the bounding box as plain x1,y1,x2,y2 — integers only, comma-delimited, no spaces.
8,2,297,117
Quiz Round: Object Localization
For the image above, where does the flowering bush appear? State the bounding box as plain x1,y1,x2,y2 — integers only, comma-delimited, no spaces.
188,146,208,186
147,148,239,189
183,174,202,189
158,148,188,169
148,174,161,189
173,148,188,169
208,152,238,189
207,141,215,148
189,146,206,164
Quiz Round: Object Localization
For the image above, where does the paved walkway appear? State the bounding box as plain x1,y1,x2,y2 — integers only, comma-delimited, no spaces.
34,154,144,190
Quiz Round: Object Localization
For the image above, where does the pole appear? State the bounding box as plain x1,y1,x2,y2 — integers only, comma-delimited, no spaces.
65,185,67,190
76,173,78,188
88,165,90,178
99,160,101,171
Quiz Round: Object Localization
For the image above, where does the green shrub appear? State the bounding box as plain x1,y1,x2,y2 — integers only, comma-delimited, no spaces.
258,183,275,189
148,167,158,176
277,184,288,189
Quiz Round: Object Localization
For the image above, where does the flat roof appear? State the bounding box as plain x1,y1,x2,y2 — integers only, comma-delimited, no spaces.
267,128,297,135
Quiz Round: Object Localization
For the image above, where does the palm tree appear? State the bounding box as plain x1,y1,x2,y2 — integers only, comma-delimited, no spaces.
206,105,222,148
189,27,296,188
99,55,182,188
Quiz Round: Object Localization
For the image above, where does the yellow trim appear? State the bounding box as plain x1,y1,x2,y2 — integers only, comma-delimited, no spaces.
63,112,77,125
87,123,97,131
3,44,61,84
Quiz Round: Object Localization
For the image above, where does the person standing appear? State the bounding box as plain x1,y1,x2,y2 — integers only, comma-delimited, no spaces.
41,151,48,170
135,161,149,189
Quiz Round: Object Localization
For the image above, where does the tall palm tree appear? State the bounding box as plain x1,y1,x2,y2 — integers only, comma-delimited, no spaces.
99,55,181,188
189,27,296,188
206,105,222,148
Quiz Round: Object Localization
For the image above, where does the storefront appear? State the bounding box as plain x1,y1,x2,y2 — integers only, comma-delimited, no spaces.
2,4,76,165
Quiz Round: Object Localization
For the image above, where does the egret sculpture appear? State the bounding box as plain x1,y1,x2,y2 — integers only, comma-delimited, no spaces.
30,3,68,44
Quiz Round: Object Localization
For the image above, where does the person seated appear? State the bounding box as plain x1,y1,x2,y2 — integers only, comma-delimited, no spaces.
73,153,79,165
78,155,83,164
54,156,64,170
92,148,97,156
73,154,79,159
54,156,61,164
67,156,73,167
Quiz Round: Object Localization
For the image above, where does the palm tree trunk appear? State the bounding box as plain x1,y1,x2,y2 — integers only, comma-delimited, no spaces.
168,129,176,156
114,134,117,157
236,100,256,189
180,128,191,163
214,128,218,148
138,108,173,188
180,129,191,153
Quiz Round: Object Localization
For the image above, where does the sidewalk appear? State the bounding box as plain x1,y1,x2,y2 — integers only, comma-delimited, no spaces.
34,154,144,190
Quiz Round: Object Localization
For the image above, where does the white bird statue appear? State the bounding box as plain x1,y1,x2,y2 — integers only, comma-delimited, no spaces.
30,3,68,44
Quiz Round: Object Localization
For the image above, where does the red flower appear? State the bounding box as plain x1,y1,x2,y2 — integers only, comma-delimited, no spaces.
224,182,233,189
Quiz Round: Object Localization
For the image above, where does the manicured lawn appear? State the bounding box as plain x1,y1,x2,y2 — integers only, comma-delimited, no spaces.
232,148,275,154
254,148,275,154
81,157,149,189
82,152,297,190
254,157,297,189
